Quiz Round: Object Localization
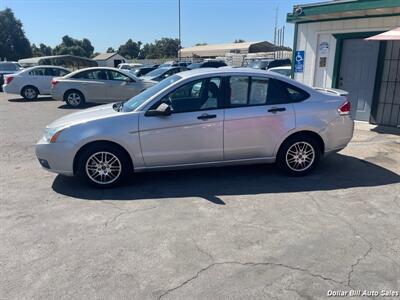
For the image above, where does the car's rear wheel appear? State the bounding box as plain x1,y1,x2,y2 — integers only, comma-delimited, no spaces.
65,90,85,108
77,144,131,188
277,135,321,176
21,86,39,100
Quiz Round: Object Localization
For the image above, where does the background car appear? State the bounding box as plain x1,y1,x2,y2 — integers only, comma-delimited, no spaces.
0,62,23,92
268,66,291,77
117,63,143,70
187,60,227,69
246,59,271,70
140,66,187,82
36,68,354,188
267,58,291,69
51,67,155,107
132,66,158,77
2,65,70,100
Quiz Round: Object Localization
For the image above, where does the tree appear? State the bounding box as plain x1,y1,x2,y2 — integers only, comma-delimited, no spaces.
53,35,94,58
234,39,246,43
0,8,32,60
195,43,208,46
31,43,52,57
118,39,141,59
140,38,180,59
106,47,115,53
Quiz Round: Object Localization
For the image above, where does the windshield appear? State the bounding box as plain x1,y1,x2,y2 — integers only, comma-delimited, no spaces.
0,63,19,71
248,61,268,69
122,75,181,112
144,67,170,77
270,68,291,77
188,63,201,69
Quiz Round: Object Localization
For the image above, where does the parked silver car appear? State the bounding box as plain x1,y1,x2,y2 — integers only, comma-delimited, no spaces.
36,68,354,187
51,67,155,107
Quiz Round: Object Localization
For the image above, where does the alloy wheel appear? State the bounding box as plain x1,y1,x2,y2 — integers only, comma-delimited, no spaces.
67,93,82,106
85,151,122,185
24,88,37,100
285,141,315,172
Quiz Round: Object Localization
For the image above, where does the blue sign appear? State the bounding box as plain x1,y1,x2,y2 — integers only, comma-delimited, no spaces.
294,50,304,73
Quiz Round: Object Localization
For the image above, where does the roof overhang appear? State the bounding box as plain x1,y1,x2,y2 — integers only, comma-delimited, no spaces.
287,0,400,24
365,27,400,40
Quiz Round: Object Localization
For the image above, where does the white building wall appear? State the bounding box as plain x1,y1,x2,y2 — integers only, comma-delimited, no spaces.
294,15,400,88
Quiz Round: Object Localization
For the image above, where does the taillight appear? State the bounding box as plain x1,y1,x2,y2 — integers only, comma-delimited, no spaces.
338,100,351,115
51,79,58,88
5,76,13,84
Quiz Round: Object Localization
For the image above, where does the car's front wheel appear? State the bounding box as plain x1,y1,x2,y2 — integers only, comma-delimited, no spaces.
77,144,132,188
65,90,85,108
21,86,39,100
277,135,321,176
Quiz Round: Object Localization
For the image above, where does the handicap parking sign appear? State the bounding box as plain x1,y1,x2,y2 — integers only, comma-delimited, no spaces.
294,51,304,73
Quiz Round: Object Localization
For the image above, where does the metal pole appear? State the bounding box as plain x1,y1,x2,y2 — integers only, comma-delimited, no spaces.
282,26,285,58
178,0,181,60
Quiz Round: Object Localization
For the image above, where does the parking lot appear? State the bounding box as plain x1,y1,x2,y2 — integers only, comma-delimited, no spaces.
0,92,399,299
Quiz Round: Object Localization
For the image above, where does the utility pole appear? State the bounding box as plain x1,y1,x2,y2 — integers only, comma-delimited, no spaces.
178,0,181,60
273,5,278,59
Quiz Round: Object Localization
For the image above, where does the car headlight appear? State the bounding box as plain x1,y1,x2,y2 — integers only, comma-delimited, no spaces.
43,127,67,143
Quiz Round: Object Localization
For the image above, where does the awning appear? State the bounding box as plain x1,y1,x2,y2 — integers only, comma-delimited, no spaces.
365,27,400,41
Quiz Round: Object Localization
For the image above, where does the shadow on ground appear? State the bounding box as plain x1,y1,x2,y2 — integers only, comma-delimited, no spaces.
371,125,400,136
57,103,99,110
8,96,54,102
52,153,400,204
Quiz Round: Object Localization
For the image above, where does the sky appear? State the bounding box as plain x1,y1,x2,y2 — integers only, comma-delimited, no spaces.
1,0,323,53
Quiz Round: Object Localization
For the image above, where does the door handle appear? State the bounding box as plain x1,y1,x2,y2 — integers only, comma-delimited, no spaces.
268,107,286,113
197,113,217,120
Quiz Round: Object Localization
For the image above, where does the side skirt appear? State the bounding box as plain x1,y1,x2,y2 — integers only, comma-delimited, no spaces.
134,157,276,172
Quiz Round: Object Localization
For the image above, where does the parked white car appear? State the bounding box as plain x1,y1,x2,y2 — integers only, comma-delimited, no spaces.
117,63,143,70
2,65,70,100
268,66,291,77
51,67,156,107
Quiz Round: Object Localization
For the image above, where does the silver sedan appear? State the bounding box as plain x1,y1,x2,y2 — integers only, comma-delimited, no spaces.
51,67,155,107
36,68,354,188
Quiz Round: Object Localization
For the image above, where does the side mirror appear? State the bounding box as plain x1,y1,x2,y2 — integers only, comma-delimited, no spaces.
145,102,172,117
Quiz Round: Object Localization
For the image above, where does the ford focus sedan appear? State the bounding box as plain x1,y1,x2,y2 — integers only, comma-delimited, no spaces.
36,68,354,188
51,67,155,107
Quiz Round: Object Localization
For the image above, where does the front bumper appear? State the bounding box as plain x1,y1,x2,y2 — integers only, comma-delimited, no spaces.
35,138,76,176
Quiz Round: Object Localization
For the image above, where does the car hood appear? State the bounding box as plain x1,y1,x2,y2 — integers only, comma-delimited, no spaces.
47,103,120,129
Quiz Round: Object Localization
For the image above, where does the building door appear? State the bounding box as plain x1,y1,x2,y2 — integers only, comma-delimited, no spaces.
338,39,380,121
113,59,122,67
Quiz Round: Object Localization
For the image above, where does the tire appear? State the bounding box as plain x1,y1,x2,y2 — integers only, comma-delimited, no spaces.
77,143,132,188
65,90,85,108
276,135,321,176
21,86,39,100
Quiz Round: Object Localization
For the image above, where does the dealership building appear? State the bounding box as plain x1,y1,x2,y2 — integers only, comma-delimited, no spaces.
287,0,400,127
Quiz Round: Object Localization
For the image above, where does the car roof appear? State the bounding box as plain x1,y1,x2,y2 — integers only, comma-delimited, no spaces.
177,67,272,78
268,66,291,70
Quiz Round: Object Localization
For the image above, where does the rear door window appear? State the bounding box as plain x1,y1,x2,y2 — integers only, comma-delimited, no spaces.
29,68,46,76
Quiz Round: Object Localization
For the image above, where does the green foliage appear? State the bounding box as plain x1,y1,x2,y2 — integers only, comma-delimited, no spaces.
195,43,208,46
118,39,141,59
31,43,53,57
234,39,246,43
138,38,181,59
53,35,94,58
106,47,115,53
0,8,32,60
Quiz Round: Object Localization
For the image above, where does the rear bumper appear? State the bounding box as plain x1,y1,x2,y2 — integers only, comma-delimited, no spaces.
51,88,64,101
35,138,76,176
321,115,354,153
2,84,20,95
